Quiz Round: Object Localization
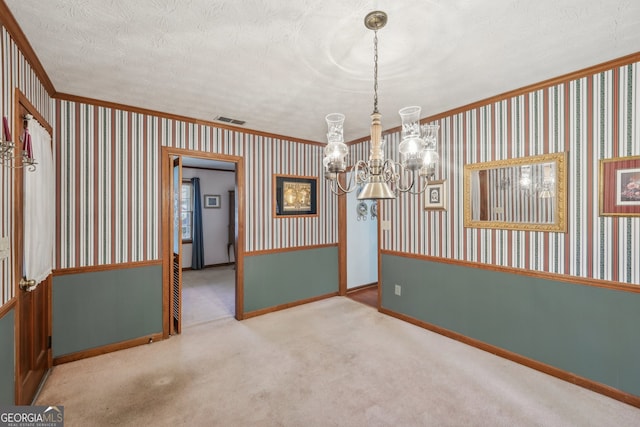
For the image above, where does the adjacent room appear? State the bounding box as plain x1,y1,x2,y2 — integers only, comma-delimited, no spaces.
0,1,639,425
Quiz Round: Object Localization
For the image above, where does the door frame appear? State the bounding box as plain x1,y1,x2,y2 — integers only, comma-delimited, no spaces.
170,157,183,335
161,147,245,338
13,90,53,404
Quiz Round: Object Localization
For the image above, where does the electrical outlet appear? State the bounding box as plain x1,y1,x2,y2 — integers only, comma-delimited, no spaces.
394,284,401,296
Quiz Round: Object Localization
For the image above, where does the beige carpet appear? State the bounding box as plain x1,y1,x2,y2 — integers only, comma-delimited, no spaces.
36,297,639,426
181,266,235,327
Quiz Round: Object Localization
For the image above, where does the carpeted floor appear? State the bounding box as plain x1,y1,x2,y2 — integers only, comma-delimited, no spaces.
181,265,235,327
35,297,640,426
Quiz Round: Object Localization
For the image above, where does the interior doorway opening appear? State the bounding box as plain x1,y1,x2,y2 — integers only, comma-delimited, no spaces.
180,158,237,327
340,170,379,308
161,147,244,338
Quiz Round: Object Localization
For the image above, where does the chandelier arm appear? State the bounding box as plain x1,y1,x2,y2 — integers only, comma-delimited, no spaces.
385,160,415,193
404,178,432,195
334,161,370,194
354,160,370,185
334,176,358,194
0,159,37,170
327,180,339,196
326,178,353,196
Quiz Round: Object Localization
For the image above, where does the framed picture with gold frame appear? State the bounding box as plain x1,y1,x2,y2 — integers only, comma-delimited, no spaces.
274,174,318,217
599,155,640,216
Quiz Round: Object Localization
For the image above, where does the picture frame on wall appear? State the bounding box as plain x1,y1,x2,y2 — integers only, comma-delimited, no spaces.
273,175,318,217
204,194,221,208
599,155,640,216
425,180,447,210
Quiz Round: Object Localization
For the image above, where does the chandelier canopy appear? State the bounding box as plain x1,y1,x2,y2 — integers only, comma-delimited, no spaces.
322,11,440,200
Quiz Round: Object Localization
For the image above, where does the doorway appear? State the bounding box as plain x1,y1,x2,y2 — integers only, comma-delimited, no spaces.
161,147,245,338
181,159,236,327
338,171,379,307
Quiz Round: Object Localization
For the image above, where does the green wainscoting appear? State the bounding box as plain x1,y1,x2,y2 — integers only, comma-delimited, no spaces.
52,265,162,358
381,254,640,397
0,308,14,405
244,246,339,313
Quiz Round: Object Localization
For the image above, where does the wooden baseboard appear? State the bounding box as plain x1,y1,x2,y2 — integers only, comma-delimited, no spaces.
379,307,640,409
53,333,164,365
243,292,339,319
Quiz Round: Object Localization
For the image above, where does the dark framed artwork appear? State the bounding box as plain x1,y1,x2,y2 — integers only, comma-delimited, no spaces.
425,180,446,210
204,194,221,208
274,175,318,217
599,155,640,216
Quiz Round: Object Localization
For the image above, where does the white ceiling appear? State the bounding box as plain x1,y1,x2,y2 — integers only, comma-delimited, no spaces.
5,0,640,143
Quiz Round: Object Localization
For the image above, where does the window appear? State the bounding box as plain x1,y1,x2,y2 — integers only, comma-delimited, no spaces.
181,181,193,242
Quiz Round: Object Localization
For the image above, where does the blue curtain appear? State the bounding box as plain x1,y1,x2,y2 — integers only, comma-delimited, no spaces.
191,177,204,270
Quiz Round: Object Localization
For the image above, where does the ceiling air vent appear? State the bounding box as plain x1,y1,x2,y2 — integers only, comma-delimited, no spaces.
214,116,246,126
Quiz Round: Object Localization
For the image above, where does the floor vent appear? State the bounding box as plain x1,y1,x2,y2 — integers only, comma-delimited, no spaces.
214,116,246,125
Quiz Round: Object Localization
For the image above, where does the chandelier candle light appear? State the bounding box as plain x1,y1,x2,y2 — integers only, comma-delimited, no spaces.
322,11,440,200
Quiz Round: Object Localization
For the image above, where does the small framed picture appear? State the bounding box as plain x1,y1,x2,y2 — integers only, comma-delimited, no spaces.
204,194,221,208
599,155,640,216
425,180,446,210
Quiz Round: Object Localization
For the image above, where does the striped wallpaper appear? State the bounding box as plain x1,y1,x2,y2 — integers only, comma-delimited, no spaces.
55,100,337,268
380,62,639,285
2,14,639,304
1,27,54,306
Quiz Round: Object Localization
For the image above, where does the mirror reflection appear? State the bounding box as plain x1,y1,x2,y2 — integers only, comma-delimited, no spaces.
464,153,567,232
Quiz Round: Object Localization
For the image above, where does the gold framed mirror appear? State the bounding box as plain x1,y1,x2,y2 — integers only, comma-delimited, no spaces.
463,152,567,232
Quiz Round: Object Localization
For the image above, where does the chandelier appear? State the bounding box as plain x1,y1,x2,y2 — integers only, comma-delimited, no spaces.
322,11,440,200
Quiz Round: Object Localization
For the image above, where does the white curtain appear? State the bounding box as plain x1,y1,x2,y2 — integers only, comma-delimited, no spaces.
23,118,55,285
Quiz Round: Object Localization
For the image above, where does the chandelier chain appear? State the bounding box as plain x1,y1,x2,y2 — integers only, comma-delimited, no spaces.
373,29,379,114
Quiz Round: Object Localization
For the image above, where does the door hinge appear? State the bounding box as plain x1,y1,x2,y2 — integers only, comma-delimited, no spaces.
48,336,52,349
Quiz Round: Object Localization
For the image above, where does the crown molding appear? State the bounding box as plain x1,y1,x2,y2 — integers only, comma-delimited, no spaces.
55,92,325,147
0,0,56,96
347,51,640,145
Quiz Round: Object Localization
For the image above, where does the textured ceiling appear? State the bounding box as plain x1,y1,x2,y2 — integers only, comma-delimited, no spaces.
5,0,640,143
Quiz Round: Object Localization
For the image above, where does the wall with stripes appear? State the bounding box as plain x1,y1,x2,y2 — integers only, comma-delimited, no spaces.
1,26,54,306
379,61,639,285
55,100,337,269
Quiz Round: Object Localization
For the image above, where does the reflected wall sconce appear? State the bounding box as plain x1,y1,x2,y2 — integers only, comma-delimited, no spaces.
1,115,37,171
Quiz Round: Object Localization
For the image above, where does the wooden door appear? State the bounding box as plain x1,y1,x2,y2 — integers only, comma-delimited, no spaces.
14,100,52,404
170,157,183,334
16,279,51,404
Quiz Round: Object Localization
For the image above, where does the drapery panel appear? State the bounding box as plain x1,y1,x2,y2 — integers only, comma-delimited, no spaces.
191,177,204,270
24,118,55,285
